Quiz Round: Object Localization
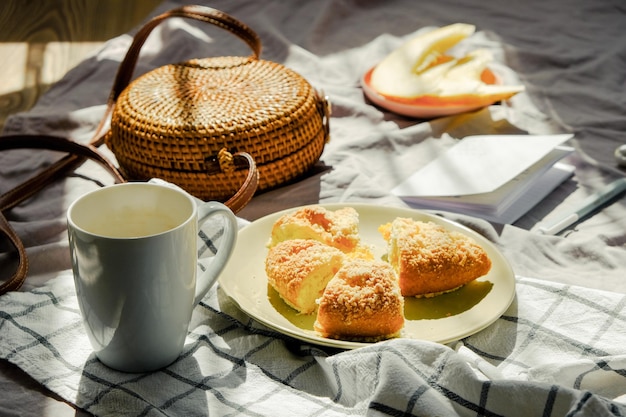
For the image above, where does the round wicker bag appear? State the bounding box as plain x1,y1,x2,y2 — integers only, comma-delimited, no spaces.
105,6,330,202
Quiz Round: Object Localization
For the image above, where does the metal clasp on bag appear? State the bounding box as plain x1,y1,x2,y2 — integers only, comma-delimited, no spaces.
204,148,248,174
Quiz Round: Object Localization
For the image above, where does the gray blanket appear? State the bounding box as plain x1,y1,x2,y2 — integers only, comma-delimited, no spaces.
1,0,626,416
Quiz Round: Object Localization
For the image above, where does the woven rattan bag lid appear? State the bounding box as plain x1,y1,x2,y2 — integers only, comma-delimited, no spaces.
105,6,330,202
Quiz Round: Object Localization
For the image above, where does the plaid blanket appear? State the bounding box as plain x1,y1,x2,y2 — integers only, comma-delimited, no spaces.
2,0,626,414
1,210,626,417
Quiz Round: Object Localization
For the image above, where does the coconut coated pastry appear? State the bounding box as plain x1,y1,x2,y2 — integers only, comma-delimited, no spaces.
265,239,345,314
314,259,404,341
380,217,491,297
267,206,361,253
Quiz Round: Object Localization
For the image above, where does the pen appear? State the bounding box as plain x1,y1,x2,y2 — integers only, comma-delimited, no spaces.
538,178,626,235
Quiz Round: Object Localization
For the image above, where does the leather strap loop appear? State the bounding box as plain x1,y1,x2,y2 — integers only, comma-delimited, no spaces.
223,152,259,213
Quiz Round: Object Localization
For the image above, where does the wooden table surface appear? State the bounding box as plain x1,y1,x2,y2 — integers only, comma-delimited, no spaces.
0,0,162,132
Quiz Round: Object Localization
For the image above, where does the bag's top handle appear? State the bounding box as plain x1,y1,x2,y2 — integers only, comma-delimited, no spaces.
108,5,262,108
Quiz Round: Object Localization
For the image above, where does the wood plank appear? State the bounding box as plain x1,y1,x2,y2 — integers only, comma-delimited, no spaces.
0,0,162,131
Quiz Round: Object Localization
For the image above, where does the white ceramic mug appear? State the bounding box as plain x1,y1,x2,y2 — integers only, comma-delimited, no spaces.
67,182,237,372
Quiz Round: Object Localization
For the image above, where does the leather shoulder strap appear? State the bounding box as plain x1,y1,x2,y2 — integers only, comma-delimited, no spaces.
0,214,28,294
0,135,125,295
0,135,124,212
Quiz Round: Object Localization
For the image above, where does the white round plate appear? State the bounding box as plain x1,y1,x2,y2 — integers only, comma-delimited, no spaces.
218,203,516,349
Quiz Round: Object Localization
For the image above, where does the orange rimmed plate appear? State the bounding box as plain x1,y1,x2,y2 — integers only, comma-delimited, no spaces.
361,65,505,118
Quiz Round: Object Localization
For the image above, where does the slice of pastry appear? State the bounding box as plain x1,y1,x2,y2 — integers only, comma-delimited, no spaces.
265,239,344,314
379,217,491,297
314,259,404,341
267,206,361,253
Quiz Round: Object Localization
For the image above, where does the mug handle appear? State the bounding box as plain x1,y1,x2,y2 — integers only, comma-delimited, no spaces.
193,201,238,306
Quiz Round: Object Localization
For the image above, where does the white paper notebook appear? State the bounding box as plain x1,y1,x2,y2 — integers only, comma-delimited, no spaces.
392,134,575,224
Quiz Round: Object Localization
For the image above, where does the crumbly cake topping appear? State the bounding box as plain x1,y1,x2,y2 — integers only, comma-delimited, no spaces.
382,217,492,297
267,206,360,252
390,218,487,270
318,259,403,321
265,239,344,313
265,239,344,290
